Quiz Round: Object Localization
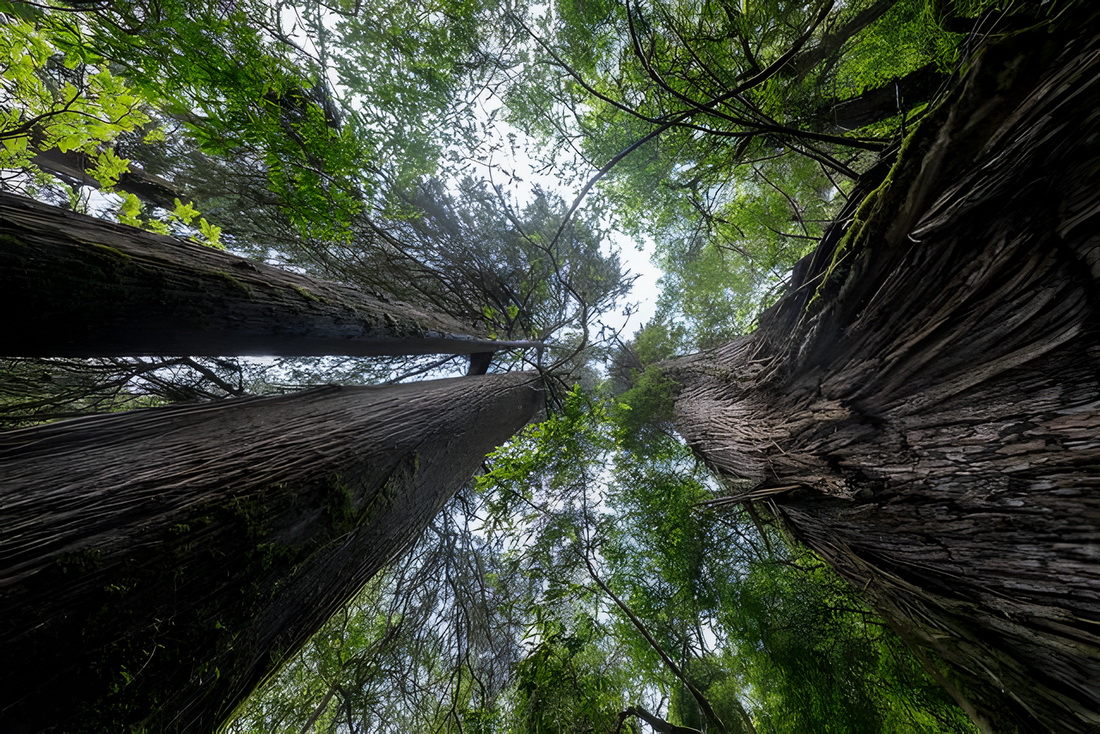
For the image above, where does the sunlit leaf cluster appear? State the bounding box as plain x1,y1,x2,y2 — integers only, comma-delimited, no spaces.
0,13,151,190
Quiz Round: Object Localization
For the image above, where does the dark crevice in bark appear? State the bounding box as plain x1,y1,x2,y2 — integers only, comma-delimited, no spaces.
670,10,1100,733
0,372,542,733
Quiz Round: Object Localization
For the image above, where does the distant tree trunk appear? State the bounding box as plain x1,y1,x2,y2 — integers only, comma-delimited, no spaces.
783,0,901,81
30,140,183,209
0,372,542,733
671,15,1100,734
617,705,703,734
810,63,947,132
0,191,538,357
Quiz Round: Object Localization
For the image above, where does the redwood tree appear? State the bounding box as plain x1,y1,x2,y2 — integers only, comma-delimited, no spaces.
0,191,537,358
669,13,1100,733
0,372,541,732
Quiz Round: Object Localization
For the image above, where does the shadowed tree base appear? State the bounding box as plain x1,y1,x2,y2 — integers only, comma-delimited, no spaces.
0,372,541,733
671,12,1100,733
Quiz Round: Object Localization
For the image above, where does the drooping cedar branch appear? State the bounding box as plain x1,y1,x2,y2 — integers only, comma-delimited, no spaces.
0,191,540,357
582,555,733,734
0,372,542,733
671,11,1100,734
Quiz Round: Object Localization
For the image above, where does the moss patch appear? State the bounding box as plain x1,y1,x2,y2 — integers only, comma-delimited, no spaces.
291,284,321,303
208,270,254,297
88,243,132,260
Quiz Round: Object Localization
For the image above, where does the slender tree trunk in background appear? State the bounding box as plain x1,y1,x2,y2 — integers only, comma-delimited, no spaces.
620,705,704,734
672,14,1100,733
0,372,541,733
30,141,182,209
812,63,947,132
0,191,538,357
783,0,901,81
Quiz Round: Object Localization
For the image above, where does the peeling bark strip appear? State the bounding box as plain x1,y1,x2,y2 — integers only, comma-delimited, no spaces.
0,372,542,733
672,12,1100,734
0,191,539,357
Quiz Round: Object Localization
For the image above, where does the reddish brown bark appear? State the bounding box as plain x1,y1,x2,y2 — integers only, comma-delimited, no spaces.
0,191,538,357
0,372,542,732
672,14,1100,733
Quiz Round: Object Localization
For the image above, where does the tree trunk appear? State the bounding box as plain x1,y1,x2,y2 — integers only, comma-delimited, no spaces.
622,705,702,734
0,371,542,733
810,63,947,132
671,13,1100,733
783,0,901,81
0,191,538,357
30,141,183,209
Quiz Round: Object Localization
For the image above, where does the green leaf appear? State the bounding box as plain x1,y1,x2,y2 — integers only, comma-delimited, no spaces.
172,199,200,225
197,218,224,250
118,193,142,227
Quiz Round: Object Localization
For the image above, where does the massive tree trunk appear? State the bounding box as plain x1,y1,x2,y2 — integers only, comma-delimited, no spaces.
670,13,1100,733
0,191,537,357
0,371,542,733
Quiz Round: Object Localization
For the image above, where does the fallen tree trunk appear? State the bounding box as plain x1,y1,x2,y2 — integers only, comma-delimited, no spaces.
670,11,1100,733
0,191,538,357
0,371,542,732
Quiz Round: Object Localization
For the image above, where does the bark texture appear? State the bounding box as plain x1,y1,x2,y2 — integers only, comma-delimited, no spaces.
671,13,1100,733
0,191,537,357
0,372,542,732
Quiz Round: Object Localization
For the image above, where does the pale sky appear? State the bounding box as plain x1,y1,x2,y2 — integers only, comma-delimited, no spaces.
283,5,664,340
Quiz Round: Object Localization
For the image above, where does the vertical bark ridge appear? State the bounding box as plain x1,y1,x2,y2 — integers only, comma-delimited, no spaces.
672,12,1100,732
0,372,542,733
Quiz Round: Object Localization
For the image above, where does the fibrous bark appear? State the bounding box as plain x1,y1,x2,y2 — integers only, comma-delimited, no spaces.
0,191,538,357
672,12,1100,733
0,371,542,732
